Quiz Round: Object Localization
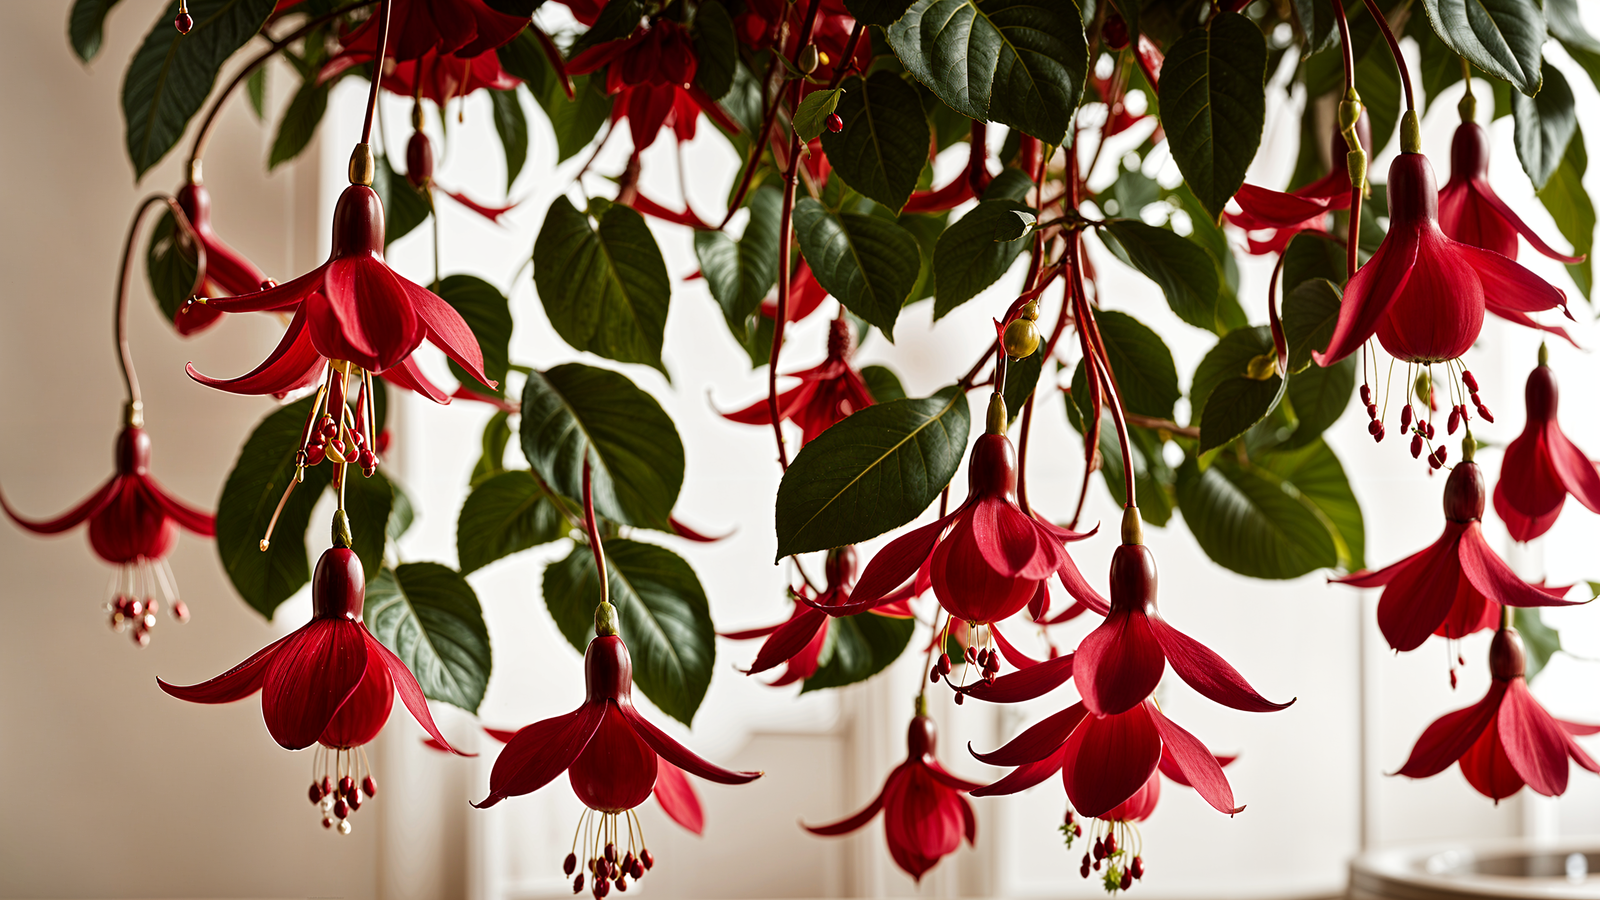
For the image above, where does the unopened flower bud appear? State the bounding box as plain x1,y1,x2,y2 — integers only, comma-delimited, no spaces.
1462,370,1479,392
799,45,820,74
175,11,194,33
825,113,842,133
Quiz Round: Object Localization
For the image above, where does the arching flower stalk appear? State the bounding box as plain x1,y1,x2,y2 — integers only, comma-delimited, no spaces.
1493,347,1600,542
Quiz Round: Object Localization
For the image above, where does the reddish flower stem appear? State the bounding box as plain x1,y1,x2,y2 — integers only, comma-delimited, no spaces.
1016,393,1037,514
581,459,610,606
359,0,394,145
1359,0,1414,112
115,195,206,411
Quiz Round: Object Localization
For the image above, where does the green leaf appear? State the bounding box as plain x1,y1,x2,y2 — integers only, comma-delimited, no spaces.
1281,277,1343,373
569,0,644,55
343,469,394,580
695,186,781,330
216,397,334,618
519,363,684,530
886,0,1088,144
692,0,738,101
821,73,931,212
933,199,1033,318
1289,0,1336,56
792,197,920,340
488,88,529,192
793,88,844,142
457,470,567,573
544,539,716,725
1176,452,1339,579
1515,607,1562,680
1099,219,1220,331
70,0,124,62
898,209,948,303
1199,373,1285,454
1003,349,1042,426
371,154,429,247
1191,325,1274,424
1099,425,1175,526
534,197,671,373
246,66,266,119
801,611,916,691
503,29,614,163
437,274,512,395
470,410,514,488
861,364,907,402
1511,62,1575,190
122,0,276,179
775,386,971,558
1283,231,1346,291
984,167,1035,203
1281,356,1355,450
847,0,917,27
1252,438,1365,570
387,477,414,543
1537,125,1594,299
1547,0,1600,93
268,75,329,170
1067,310,1181,421
366,563,492,713
1418,0,1546,96
146,209,198,324
1158,12,1267,220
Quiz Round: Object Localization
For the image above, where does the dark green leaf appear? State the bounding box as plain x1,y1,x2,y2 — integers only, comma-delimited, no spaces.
1547,0,1600,93
343,469,394,580
861,364,907,402
695,186,781,330
1515,607,1562,680
1252,438,1365,570
1289,0,1335,55
933,199,1033,318
489,88,529,192
534,197,671,373
146,210,199,324
1282,233,1346,298
122,0,276,179
1537,125,1594,299
387,477,414,543
793,88,844,142
821,73,931,212
470,410,514,488
802,611,916,691
847,0,916,27
70,0,124,62
1067,309,1181,421
1003,349,1042,426
775,386,971,558
1511,62,1575,190
519,363,684,530
366,563,491,713
692,1,738,101
1099,219,1220,331
1098,425,1175,527
984,167,1036,203
1176,453,1338,579
246,66,266,120
897,209,948,303
437,274,512,395
457,470,566,573
1191,325,1274,424
1417,0,1545,96
1199,374,1285,453
371,154,429,247
886,0,1088,144
544,539,716,724
1158,13,1266,220
1282,277,1343,373
268,75,329,170
521,49,612,163
793,197,920,339
216,397,334,618
1281,356,1355,449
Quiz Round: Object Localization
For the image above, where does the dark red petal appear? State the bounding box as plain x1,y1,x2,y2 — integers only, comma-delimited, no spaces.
1498,678,1573,796
1471,184,1586,264
197,230,271,298
318,644,396,748
1494,429,1568,542
668,517,732,542
719,383,810,427
802,769,891,834
1459,715,1526,800
137,475,215,536
1376,524,1471,652
475,703,607,808
157,633,293,703
653,759,705,835
882,767,964,880
186,306,324,395
1159,747,1236,787
745,607,828,675
719,623,782,640
1396,681,1505,778
970,498,1061,580
619,702,761,784
1463,244,1568,315
367,628,469,755
1545,425,1600,515
971,703,1088,767
262,620,370,750
1374,230,1485,362
923,758,985,793
203,265,321,313
318,260,423,372
570,701,659,811
484,727,519,743
628,192,711,230
1148,617,1293,713
959,794,977,845
1074,609,1165,716
1055,555,1110,614
1147,704,1242,814
828,512,959,615
962,652,1075,704
0,477,117,534
399,276,496,389
381,356,454,404
1229,183,1338,229
1314,226,1418,365
969,743,1068,797
930,513,1039,624
440,188,516,224
1458,522,1585,609
1438,182,1520,260
1062,705,1162,819
990,624,1040,668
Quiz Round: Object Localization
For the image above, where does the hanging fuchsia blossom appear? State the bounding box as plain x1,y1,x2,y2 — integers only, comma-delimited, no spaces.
171,182,272,335
721,318,876,445
1440,119,1586,266
1227,117,1369,255
1397,625,1600,800
2,425,213,645
804,714,980,882
1493,356,1600,542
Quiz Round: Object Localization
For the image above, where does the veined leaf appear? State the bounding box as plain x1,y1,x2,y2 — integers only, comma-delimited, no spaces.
1418,0,1545,97
1512,62,1576,190
1099,219,1220,331
437,274,512,396
933,199,1034,318
1158,12,1267,220
692,0,738,101
820,73,931,212
695,187,781,330
366,563,491,713
457,470,567,574
802,612,915,691
793,88,844,142
1536,125,1594,300
489,88,529,192
792,197,920,340
69,0,125,62
1176,452,1338,579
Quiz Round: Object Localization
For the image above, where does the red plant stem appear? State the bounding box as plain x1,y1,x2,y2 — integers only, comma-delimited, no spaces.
1082,290,1136,511
359,0,393,144
582,460,610,605
1331,0,1355,96
188,0,377,177
115,195,206,410
1359,0,1414,111
720,52,788,229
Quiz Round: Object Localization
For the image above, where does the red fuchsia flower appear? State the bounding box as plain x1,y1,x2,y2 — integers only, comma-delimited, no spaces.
721,318,876,445
170,182,273,336
1440,119,1585,267
803,714,981,882
1,425,213,646
158,545,465,833
1074,539,1292,717
1227,117,1370,255
186,181,495,408
1493,354,1600,542
1396,625,1600,801
323,45,519,104
399,111,518,225
333,0,526,65
567,20,738,152
474,612,760,896
1314,134,1569,366
1333,451,1581,653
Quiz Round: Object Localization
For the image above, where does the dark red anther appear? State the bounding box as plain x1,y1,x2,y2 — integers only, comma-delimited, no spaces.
1360,384,1372,405
340,775,355,795
965,645,978,664
605,843,617,863
930,667,941,683
825,113,843,133
954,691,965,705
573,875,585,894
1094,859,1102,872
174,12,193,33
640,850,654,870
1410,433,1423,458
309,783,323,804
1365,402,1377,418
1073,824,1082,837
1121,870,1134,890
596,876,610,898
323,816,334,829
1424,421,1435,439
975,648,990,667
334,798,349,819
1436,445,1448,465
1080,863,1092,879
1448,407,1462,434
1462,370,1479,392
1104,833,1117,854
1475,402,1494,423
348,793,362,812
631,861,644,879
1367,420,1382,436
564,854,578,876
362,775,376,797
1373,424,1386,442
1131,856,1144,879
615,876,628,892
306,446,327,466
1093,837,1105,860
1449,668,1458,689
321,776,333,797
1400,405,1413,430
938,653,952,675
1429,450,1444,470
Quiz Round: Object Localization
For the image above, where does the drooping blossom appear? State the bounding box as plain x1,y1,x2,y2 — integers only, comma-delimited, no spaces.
170,182,272,336
1396,625,1599,800
1073,541,1291,716
1333,451,1580,652
1492,356,1600,542
1440,119,1585,266
475,611,760,895
331,0,526,65
720,318,876,445
566,20,738,152
1227,117,1369,255
2,425,213,645
401,116,517,224
1315,141,1568,366
158,545,465,832
803,714,980,882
